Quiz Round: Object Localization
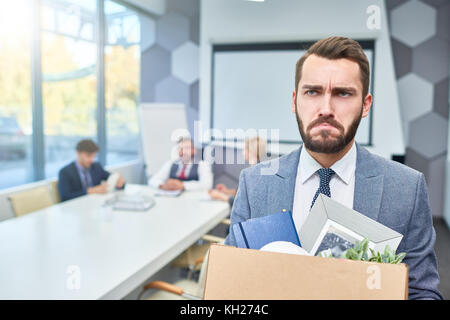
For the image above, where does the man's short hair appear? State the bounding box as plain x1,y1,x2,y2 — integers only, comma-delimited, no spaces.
76,139,99,153
295,36,370,100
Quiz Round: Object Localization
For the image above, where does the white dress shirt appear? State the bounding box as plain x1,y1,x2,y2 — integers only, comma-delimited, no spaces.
292,142,357,234
148,159,213,191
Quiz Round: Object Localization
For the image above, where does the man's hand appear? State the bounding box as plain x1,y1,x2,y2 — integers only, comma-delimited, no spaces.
215,183,227,192
116,174,125,188
215,184,236,196
208,189,229,202
87,182,108,194
160,179,184,191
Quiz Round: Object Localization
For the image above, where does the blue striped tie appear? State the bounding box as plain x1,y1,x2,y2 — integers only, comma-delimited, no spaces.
310,168,335,210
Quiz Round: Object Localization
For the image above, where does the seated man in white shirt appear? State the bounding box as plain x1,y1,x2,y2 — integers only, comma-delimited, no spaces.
148,137,213,191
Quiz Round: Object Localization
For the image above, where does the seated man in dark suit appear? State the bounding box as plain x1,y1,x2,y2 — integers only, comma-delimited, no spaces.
58,139,125,202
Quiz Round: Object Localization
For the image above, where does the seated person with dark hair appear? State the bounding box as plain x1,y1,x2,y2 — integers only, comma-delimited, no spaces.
58,139,125,202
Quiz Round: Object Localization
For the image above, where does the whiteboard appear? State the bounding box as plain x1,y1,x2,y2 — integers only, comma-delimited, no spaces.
139,104,188,178
212,45,373,145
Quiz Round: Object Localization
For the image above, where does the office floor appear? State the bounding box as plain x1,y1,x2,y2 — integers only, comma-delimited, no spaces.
434,217,450,300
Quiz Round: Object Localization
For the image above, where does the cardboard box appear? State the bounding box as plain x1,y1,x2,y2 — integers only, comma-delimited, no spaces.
203,244,409,300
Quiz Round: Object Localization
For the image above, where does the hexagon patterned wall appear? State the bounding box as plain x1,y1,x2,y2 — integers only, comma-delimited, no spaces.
139,0,235,189
139,0,449,214
387,0,450,216
140,0,200,136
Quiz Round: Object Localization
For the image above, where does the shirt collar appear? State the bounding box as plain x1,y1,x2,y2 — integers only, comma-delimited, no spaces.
330,142,357,185
298,141,356,185
298,146,322,184
75,161,87,173
175,159,193,167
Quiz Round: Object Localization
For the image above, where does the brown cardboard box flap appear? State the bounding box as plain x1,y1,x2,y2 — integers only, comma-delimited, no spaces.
204,244,408,300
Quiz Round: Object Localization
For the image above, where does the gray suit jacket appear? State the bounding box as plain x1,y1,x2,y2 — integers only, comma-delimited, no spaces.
225,143,442,300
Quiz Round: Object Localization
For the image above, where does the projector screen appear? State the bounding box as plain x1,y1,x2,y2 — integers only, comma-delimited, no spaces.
211,42,374,145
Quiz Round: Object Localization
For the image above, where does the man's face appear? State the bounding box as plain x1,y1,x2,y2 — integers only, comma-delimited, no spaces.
292,54,372,154
178,140,195,163
77,151,97,168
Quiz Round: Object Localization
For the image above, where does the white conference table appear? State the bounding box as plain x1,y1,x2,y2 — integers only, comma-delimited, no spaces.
0,184,230,299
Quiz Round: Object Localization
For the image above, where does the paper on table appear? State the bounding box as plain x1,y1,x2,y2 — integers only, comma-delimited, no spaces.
106,173,119,192
105,193,156,211
260,241,311,256
154,189,183,197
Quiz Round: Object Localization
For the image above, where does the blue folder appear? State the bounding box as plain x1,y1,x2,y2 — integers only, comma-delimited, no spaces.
232,210,301,249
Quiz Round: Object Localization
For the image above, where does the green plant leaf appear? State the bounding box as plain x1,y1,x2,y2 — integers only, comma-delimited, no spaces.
393,252,406,264
389,249,395,262
361,238,369,253
338,239,407,264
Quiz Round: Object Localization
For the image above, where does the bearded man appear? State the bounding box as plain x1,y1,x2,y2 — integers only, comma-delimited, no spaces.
224,36,442,300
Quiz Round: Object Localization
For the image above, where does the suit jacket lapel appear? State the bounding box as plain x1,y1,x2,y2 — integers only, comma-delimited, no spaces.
265,144,384,221
353,143,384,222
266,146,302,214
71,161,84,191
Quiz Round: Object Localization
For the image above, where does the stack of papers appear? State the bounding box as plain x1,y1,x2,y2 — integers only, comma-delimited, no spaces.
106,194,155,211
154,189,183,197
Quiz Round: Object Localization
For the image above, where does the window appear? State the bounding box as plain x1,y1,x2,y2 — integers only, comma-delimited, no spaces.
41,0,98,179
105,1,141,165
0,0,143,189
0,0,145,191
0,1,33,189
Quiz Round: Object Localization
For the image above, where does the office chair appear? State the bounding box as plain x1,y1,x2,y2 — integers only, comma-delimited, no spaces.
139,218,230,299
8,186,54,217
49,180,61,204
169,218,230,275
139,251,210,300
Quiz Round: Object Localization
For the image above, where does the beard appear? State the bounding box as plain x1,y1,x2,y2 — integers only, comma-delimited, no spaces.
295,105,362,154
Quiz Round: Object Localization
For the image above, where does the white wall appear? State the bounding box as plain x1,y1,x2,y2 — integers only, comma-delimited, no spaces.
199,0,404,160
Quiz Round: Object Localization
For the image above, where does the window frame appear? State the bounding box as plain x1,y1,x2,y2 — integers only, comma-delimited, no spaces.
23,0,149,185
